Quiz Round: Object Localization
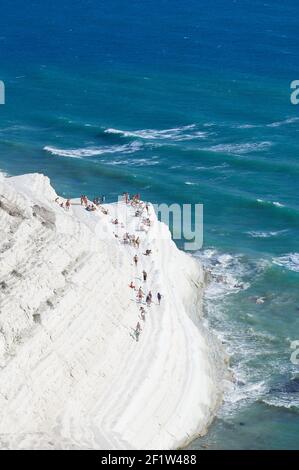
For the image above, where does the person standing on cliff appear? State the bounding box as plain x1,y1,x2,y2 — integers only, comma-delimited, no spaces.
137,287,144,302
146,294,152,307
157,292,162,305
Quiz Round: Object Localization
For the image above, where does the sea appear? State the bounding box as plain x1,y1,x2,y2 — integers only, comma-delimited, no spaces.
0,0,298,449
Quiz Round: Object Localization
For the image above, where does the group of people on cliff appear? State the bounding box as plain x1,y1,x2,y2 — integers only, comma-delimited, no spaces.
55,190,163,342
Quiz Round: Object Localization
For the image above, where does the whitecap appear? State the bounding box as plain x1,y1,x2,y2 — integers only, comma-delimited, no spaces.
203,141,272,155
104,124,209,141
44,141,142,159
273,201,285,207
195,163,229,170
234,124,260,129
256,199,285,208
246,230,288,238
267,117,299,128
273,253,299,272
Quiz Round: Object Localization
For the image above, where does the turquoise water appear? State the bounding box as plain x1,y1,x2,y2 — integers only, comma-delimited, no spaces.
0,0,299,449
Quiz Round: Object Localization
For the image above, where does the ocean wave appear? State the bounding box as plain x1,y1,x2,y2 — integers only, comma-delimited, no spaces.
234,117,299,129
273,253,299,272
203,141,272,155
184,181,198,186
267,117,299,128
104,124,209,141
104,157,160,167
195,163,229,170
194,249,251,299
44,141,142,159
257,198,285,208
246,229,288,238
261,396,299,411
234,124,259,129
194,248,275,415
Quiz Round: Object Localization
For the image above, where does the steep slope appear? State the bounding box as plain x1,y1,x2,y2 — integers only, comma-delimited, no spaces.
0,173,221,450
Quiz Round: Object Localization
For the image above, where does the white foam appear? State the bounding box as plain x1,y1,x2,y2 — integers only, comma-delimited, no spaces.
234,124,259,129
267,117,299,128
204,141,272,155
257,199,285,208
195,163,229,170
273,201,285,207
105,125,209,141
194,249,250,299
44,141,142,158
246,229,288,238
273,253,299,272
104,157,160,167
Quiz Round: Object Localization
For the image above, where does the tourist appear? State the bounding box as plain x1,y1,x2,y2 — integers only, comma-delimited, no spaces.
157,292,162,305
137,287,144,302
135,237,140,249
140,308,146,322
142,270,147,282
133,255,138,266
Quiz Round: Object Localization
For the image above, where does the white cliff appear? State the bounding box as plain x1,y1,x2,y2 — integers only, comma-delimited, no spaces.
0,173,221,450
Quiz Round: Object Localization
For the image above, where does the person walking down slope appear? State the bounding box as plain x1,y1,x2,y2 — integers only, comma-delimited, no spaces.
157,292,162,305
135,322,142,342
65,199,71,211
142,270,147,282
146,294,152,307
140,307,146,321
137,287,144,303
133,255,138,267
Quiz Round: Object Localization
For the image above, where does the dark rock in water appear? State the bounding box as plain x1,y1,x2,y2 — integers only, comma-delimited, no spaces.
239,422,245,426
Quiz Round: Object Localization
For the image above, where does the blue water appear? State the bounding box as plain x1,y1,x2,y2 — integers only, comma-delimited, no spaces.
0,0,299,449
